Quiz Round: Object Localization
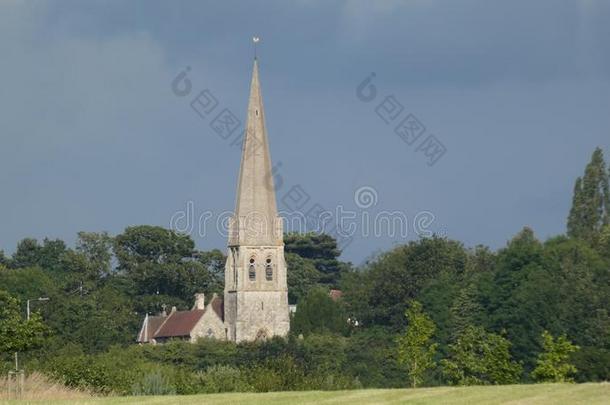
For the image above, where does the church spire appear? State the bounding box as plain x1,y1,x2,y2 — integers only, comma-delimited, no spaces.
230,58,281,246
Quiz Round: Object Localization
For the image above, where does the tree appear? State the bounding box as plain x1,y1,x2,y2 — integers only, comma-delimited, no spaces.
449,284,483,339
441,325,522,385
291,288,346,336
396,301,438,388
0,250,9,267
485,227,545,369
11,238,42,269
567,147,610,244
76,232,114,279
285,252,321,304
113,226,218,303
114,226,194,270
531,331,579,382
352,237,467,330
284,233,343,286
0,290,47,355
11,238,69,273
195,249,226,281
44,284,140,353
598,225,610,259
0,267,58,307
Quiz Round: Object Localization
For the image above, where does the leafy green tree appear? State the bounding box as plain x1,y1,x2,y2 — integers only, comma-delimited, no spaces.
344,327,406,388
417,270,460,355
344,237,467,331
531,331,579,382
284,233,344,286
286,252,321,304
76,231,114,279
0,250,9,267
291,288,346,336
450,284,483,339
441,325,522,385
0,290,48,355
11,238,68,273
598,225,610,259
540,237,609,381
484,228,546,369
11,238,42,269
0,267,58,307
195,249,225,284
44,284,140,353
114,226,221,305
567,147,610,244
114,226,194,270
396,301,438,387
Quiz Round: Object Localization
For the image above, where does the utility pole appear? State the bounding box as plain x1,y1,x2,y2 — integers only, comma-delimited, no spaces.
26,297,49,320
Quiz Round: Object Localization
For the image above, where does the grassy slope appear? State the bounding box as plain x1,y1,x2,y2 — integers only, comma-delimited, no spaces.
4,383,609,405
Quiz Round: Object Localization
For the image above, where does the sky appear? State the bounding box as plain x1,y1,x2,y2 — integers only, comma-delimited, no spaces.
1,0,609,264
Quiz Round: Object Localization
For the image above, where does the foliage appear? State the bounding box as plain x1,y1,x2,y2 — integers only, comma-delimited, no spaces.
75,231,114,280
44,283,140,353
132,368,177,395
197,365,252,393
1,148,610,390
114,226,223,307
285,252,321,304
0,250,8,267
0,290,48,354
531,331,579,382
449,284,483,339
0,267,58,305
441,326,522,385
567,147,610,244
343,237,467,331
284,232,344,286
396,301,438,388
11,238,68,273
291,288,347,336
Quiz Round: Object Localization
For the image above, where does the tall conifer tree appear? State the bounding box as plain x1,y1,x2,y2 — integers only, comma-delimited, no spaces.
567,148,610,243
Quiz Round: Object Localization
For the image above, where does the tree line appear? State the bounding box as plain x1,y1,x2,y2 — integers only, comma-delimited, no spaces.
0,147,608,393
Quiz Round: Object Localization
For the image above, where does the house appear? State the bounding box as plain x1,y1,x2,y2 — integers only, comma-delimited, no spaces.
136,293,225,344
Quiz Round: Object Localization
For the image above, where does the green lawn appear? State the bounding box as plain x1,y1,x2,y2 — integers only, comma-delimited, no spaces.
4,383,609,405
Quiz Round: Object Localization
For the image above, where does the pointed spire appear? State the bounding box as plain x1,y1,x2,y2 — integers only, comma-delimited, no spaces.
230,58,281,246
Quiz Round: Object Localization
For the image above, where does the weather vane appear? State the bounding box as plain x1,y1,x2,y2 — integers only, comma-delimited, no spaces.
253,36,260,59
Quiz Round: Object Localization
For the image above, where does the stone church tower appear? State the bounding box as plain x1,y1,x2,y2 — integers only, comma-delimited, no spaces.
223,57,290,342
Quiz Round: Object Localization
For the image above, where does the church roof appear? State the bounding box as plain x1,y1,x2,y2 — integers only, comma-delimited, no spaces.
208,294,224,322
154,309,204,338
136,314,167,343
230,58,281,247
144,295,224,340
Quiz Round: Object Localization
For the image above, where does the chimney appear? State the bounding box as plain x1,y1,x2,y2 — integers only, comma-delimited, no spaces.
193,293,205,310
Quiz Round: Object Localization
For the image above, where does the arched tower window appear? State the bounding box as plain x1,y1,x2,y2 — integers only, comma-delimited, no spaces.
265,258,273,281
249,257,256,281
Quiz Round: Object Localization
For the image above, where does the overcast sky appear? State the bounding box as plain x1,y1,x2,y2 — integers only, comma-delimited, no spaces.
1,0,609,263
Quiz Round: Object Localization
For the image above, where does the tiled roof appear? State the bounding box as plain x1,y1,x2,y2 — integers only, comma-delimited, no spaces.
154,309,204,338
136,314,167,343
207,295,224,321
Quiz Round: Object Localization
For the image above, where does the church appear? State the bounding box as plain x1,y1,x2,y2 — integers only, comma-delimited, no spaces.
137,56,290,344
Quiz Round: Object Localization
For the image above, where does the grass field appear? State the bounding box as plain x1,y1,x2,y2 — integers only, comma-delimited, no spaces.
2,383,608,405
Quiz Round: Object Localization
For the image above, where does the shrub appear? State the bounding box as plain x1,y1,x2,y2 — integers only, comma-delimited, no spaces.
197,365,252,393
131,369,176,396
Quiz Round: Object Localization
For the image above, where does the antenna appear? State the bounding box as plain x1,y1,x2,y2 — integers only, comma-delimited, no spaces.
253,36,260,59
